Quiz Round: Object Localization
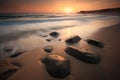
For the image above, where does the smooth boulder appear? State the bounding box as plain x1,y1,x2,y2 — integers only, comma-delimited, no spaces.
65,36,81,44
86,38,104,48
65,46,101,64
49,32,59,37
41,55,70,79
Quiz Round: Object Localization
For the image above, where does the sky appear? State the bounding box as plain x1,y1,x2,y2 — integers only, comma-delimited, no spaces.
0,0,120,13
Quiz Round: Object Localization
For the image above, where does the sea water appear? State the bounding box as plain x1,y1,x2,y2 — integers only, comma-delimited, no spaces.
0,13,120,59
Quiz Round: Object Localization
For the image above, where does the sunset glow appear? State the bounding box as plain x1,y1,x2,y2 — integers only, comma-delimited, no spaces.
64,8,73,13
0,0,120,13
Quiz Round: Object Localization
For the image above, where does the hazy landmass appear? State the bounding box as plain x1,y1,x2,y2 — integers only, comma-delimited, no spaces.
78,8,120,15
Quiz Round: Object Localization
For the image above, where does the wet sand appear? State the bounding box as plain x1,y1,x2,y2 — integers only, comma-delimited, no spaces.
0,23,120,80
91,23,120,80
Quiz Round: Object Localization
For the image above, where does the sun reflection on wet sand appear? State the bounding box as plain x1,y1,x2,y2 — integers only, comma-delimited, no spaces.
59,19,120,40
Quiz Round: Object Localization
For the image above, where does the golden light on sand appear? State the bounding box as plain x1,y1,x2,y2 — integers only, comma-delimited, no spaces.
64,8,73,13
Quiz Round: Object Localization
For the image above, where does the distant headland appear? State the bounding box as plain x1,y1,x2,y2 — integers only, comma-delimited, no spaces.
77,8,120,15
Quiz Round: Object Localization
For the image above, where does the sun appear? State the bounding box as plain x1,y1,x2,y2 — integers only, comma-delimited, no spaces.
64,8,73,13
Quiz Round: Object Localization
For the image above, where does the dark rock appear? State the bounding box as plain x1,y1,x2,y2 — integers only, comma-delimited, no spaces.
41,55,70,79
65,36,81,44
4,48,13,52
44,46,53,53
0,67,18,80
65,46,101,64
86,38,104,48
10,51,24,58
58,39,62,41
40,35,48,37
46,38,52,42
49,32,59,37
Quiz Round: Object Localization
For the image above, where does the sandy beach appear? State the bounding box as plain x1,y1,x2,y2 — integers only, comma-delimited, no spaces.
0,14,120,80
91,23,120,80
0,23,120,80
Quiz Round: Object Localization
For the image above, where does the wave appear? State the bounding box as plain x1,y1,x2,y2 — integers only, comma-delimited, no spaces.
0,13,118,20
0,13,65,19
0,14,119,27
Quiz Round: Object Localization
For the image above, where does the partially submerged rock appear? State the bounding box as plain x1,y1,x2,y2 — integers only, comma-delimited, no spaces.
44,46,53,53
41,55,70,79
49,32,59,37
65,36,81,44
10,51,24,58
65,46,101,64
3,45,15,53
86,38,104,48
4,47,13,53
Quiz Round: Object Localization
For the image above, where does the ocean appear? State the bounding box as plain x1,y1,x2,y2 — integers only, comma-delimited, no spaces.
0,13,120,59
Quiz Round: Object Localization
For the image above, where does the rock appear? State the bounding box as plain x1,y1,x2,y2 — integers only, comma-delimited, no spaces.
41,55,70,79
65,36,81,44
40,35,48,37
46,38,52,42
65,46,101,64
4,48,13,53
44,46,53,53
49,32,59,37
0,65,19,80
86,38,104,48
10,51,24,58
58,39,62,41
